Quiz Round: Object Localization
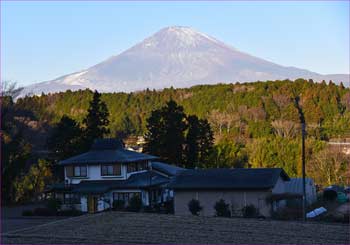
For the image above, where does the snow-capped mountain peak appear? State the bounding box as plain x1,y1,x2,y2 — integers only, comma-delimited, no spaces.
19,26,349,97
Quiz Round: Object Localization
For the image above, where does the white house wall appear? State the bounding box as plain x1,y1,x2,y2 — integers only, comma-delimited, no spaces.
272,176,286,194
65,164,128,184
81,196,88,212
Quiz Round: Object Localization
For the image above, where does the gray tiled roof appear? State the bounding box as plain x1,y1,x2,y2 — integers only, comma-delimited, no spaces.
168,168,289,190
59,138,158,165
72,171,169,194
46,171,169,194
151,162,184,176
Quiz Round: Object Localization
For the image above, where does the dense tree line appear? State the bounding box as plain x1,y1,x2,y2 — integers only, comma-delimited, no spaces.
2,79,350,204
1,88,110,203
15,79,350,140
144,100,213,168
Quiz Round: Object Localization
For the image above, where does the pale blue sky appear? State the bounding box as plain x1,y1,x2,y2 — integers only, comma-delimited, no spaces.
1,1,349,86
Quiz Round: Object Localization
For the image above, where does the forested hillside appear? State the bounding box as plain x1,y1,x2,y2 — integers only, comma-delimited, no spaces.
4,79,350,197
16,79,350,137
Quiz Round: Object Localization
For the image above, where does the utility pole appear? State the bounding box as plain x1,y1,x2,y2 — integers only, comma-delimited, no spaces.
301,122,306,222
294,96,307,221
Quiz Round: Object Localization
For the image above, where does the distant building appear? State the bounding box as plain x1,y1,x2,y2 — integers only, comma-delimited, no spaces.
168,168,294,217
47,138,302,217
328,138,350,155
47,139,182,213
285,178,317,205
124,135,146,153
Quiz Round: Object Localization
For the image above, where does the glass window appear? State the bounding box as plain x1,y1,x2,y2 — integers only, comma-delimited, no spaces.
64,193,81,204
113,164,121,175
73,166,87,177
74,166,80,176
138,161,148,171
113,192,140,202
80,166,87,176
127,163,137,173
101,165,108,176
102,164,121,176
108,165,113,175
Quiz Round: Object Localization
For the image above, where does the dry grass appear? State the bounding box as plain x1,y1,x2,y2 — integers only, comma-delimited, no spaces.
2,211,349,244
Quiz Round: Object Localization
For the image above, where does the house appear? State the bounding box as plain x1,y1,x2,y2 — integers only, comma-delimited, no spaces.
285,178,317,205
168,168,292,217
48,138,183,213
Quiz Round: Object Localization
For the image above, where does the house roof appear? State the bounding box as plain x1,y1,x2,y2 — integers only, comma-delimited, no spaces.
47,171,170,194
72,171,169,194
168,168,289,190
151,162,184,176
59,138,158,165
285,178,314,194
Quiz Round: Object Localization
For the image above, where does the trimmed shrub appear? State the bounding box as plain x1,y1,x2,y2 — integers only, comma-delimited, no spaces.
143,205,154,213
272,207,302,220
126,195,142,212
164,200,174,214
323,190,337,202
22,209,33,216
57,209,83,216
188,199,202,216
214,199,231,217
112,200,125,211
33,207,56,216
46,198,62,212
242,204,257,218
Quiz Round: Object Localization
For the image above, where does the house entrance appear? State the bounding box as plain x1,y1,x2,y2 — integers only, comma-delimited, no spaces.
88,195,98,213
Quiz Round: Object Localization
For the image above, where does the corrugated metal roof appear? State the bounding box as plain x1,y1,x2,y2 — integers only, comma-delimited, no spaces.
285,178,314,194
168,168,289,190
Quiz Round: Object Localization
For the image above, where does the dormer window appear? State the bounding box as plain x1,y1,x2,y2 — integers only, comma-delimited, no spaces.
101,164,121,176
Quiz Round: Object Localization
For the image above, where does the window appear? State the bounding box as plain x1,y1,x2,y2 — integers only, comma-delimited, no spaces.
138,161,148,171
113,192,140,202
101,164,121,176
127,163,137,173
73,166,87,177
64,193,81,204
127,161,148,173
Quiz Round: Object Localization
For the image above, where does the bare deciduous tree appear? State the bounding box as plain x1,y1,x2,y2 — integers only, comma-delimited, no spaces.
308,147,350,187
1,80,23,98
271,120,299,138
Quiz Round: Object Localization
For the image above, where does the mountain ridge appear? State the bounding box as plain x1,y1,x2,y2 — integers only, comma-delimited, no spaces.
19,26,349,97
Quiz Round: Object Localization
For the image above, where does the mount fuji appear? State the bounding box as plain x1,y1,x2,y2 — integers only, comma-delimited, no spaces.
19,26,349,97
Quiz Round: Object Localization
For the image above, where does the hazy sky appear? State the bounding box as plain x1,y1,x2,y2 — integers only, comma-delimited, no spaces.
2,1,349,86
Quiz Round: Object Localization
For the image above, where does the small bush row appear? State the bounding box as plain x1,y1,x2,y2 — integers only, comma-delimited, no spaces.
187,198,258,218
22,198,82,217
22,207,83,216
112,196,143,212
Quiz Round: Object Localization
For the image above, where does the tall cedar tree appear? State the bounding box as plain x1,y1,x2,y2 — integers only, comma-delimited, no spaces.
197,118,214,165
184,115,200,168
1,94,31,203
48,115,83,160
185,116,214,168
144,100,187,166
83,90,110,149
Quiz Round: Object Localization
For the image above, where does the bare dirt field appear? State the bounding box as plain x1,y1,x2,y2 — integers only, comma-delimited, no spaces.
2,211,349,244
1,204,68,233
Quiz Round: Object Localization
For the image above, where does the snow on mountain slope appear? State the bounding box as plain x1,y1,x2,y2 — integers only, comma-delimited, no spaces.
19,26,349,97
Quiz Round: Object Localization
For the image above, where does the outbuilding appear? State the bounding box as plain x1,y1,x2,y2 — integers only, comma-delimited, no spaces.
168,168,290,217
